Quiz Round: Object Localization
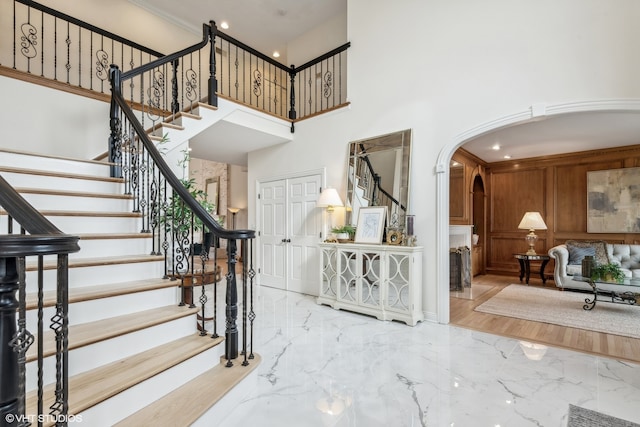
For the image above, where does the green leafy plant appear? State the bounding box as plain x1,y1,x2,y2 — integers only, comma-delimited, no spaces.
591,263,625,283
332,224,356,238
157,137,221,233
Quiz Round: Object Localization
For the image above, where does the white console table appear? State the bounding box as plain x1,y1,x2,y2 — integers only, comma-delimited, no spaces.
317,242,424,326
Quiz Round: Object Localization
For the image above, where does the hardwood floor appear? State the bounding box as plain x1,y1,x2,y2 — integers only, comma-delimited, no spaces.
450,274,640,364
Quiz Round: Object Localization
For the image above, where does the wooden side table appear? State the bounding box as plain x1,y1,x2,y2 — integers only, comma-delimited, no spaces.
514,253,550,285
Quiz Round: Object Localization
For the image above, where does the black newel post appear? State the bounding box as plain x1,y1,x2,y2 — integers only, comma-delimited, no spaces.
208,21,218,107
225,239,238,366
0,257,19,427
171,58,180,114
108,65,123,179
288,65,296,133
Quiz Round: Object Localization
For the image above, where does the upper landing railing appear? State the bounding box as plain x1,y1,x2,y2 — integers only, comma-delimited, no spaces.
2,0,351,130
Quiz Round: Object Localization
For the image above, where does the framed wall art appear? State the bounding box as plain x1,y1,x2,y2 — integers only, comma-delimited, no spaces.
587,167,640,233
354,206,387,244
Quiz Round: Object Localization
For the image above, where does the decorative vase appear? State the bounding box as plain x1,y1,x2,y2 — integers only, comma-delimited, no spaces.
581,255,594,278
472,234,479,245
335,232,349,241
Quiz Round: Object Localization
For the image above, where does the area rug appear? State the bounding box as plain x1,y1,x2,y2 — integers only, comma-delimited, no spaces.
567,404,640,427
475,285,640,339
451,284,494,300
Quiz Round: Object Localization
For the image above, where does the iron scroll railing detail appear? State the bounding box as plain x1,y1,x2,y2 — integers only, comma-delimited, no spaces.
0,175,80,427
9,0,164,92
6,1,350,127
110,54,256,366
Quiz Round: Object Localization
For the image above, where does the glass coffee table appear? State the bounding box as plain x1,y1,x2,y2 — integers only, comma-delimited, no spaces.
574,275,640,310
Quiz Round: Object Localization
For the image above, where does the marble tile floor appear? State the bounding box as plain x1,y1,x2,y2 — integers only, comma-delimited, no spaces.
218,286,640,427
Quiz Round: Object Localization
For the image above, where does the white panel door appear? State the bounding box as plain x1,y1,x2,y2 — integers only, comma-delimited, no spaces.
259,180,286,289
287,175,321,295
258,172,322,295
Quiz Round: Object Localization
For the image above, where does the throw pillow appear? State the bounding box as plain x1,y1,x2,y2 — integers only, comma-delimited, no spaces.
567,244,596,265
565,240,609,265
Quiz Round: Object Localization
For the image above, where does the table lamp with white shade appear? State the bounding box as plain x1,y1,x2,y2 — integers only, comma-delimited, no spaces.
518,211,547,255
317,187,343,231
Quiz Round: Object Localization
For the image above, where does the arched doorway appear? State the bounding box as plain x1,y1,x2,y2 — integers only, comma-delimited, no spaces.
435,99,640,324
471,173,485,276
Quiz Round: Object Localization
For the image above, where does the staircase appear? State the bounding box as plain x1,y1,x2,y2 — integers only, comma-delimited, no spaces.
0,148,259,426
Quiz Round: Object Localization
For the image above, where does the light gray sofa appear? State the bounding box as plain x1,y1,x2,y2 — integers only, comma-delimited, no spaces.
548,242,640,292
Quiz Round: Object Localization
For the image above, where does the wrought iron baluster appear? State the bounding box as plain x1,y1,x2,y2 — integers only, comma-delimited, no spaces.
48,255,69,421
225,239,238,366
248,239,256,360
211,237,219,339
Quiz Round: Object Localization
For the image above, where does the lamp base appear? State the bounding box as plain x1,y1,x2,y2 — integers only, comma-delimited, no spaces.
525,230,538,256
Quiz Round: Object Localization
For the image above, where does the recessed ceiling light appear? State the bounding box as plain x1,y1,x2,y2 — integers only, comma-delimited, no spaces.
503,154,511,159
220,21,229,29
492,144,501,151
273,51,280,58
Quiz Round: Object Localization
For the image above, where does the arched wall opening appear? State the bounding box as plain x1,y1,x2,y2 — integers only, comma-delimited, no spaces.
434,99,640,324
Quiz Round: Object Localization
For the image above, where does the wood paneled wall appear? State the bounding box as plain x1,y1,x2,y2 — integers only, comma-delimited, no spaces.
484,145,640,276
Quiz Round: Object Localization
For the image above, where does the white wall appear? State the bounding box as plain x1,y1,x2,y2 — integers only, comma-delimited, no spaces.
4,0,640,321
249,0,640,321
287,12,348,67
0,76,108,158
28,0,200,52
228,164,248,230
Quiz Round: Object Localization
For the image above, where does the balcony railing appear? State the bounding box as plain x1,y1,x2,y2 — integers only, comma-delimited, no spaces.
1,0,350,128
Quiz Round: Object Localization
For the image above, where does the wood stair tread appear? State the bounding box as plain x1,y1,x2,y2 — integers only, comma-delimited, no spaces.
0,147,114,167
26,333,223,424
115,354,261,427
0,210,142,217
26,277,176,309
26,305,199,362
15,187,134,200
0,165,122,182
26,254,164,271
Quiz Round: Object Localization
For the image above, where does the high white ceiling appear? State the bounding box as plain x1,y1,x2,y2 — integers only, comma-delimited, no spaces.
131,0,640,165
463,111,640,163
130,0,346,64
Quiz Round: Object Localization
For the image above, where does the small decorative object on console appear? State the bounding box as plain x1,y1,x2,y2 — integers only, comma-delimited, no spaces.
386,228,403,245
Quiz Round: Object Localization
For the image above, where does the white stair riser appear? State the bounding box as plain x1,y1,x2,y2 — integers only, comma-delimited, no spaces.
0,153,110,176
26,287,179,331
19,193,133,212
1,172,123,193
39,215,143,234
37,238,154,263
75,238,154,259
192,367,258,427
80,345,224,426
26,260,165,291
25,315,201,393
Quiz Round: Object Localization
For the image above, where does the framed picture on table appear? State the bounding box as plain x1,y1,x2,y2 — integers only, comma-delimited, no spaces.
354,206,387,244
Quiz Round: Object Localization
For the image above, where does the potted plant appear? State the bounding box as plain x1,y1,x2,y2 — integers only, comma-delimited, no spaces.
590,263,625,283
158,138,222,264
331,224,356,241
